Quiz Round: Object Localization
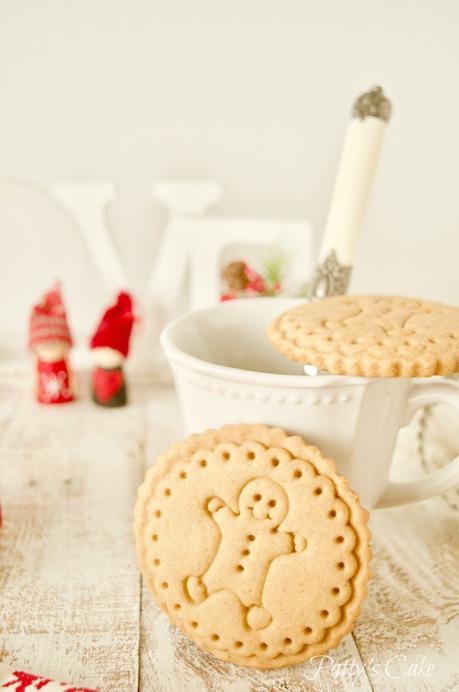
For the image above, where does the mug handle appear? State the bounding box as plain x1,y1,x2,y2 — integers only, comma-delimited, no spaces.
376,379,459,508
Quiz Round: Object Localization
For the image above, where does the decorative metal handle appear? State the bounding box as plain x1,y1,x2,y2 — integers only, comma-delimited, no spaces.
308,250,352,300
353,85,392,122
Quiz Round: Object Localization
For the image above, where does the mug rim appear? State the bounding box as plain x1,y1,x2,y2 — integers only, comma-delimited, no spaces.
160,298,371,389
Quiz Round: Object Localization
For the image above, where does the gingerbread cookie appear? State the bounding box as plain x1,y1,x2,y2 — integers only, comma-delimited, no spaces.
268,295,459,377
135,424,371,669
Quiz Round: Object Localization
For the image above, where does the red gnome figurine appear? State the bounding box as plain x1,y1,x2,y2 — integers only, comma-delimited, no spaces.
28,283,75,404
90,292,134,407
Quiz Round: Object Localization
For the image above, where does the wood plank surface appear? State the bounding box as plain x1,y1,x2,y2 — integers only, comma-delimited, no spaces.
352,417,459,692
0,373,146,690
1,375,458,691
356,499,459,692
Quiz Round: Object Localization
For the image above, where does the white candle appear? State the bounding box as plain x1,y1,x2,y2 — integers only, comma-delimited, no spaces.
319,86,392,266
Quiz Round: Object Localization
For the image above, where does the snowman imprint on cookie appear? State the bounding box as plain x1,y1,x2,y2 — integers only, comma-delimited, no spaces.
186,477,307,629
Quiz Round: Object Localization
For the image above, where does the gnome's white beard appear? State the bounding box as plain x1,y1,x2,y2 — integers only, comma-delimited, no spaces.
35,341,69,362
92,346,124,368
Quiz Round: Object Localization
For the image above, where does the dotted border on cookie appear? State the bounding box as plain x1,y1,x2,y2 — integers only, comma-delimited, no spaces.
134,424,372,669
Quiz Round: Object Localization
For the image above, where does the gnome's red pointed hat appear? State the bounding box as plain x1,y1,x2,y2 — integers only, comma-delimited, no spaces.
90,291,135,357
28,282,73,350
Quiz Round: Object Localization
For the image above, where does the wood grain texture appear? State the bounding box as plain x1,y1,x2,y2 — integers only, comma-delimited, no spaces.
1,376,458,691
354,500,459,692
0,374,146,690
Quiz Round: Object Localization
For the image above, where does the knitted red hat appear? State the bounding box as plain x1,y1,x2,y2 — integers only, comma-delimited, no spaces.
90,292,135,357
28,282,73,350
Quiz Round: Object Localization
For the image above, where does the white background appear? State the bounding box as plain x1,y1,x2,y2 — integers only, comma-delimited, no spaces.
0,0,458,304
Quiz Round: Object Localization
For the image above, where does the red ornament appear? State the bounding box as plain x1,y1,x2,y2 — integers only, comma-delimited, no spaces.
92,367,123,403
37,359,74,404
0,670,97,691
28,282,73,350
90,292,134,407
28,283,75,405
243,265,266,295
90,292,134,357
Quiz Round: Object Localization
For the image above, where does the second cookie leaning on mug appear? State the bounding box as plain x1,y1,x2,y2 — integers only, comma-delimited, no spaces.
135,424,371,669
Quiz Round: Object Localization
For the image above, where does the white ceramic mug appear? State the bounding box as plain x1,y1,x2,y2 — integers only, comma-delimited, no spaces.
161,298,459,509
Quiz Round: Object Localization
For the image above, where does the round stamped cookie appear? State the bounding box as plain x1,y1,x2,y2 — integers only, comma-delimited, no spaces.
135,424,371,669
268,295,459,377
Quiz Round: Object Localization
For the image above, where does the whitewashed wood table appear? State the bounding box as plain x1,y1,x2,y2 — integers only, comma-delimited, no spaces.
1,371,458,691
